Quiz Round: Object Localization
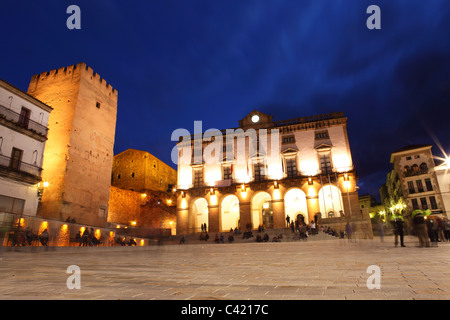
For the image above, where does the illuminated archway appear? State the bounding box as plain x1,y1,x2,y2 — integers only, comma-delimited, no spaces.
318,185,344,218
220,195,240,231
192,198,208,233
284,188,309,224
251,191,272,228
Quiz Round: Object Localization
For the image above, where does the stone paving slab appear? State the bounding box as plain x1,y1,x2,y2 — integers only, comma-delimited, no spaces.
0,236,450,300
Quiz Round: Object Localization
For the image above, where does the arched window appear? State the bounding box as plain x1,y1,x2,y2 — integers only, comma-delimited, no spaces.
412,164,419,176
419,162,428,174
404,166,412,177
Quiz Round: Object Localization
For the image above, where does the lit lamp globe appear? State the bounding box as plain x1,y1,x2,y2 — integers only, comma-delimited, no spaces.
251,115,260,123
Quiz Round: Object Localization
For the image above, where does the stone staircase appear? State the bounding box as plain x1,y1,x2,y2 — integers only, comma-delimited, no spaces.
171,228,341,245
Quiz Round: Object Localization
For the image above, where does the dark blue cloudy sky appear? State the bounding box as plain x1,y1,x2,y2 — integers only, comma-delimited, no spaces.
1,0,449,200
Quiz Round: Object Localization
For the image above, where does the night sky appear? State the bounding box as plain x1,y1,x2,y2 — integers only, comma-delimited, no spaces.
1,1,449,201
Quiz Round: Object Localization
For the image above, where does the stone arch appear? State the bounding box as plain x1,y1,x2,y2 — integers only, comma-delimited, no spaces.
318,185,344,218
220,194,240,232
284,188,309,224
251,191,272,228
191,197,208,233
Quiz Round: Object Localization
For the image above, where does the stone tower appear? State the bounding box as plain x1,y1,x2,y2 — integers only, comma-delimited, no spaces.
27,63,118,227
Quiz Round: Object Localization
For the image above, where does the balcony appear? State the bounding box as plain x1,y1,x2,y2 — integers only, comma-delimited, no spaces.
0,154,42,184
0,104,48,140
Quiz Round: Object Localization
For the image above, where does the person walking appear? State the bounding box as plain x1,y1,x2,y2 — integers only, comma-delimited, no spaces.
413,211,430,247
81,227,90,247
345,222,353,242
394,218,406,247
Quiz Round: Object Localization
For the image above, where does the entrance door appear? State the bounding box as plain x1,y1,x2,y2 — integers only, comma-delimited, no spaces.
10,148,23,171
262,201,273,228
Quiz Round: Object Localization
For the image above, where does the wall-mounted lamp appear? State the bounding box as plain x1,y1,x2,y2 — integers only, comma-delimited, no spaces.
37,181,49,201
308,177,313,185
181,191,186,198
273,181,279,189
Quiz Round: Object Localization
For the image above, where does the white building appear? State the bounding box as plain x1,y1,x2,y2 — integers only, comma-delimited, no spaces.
389,144,447,216
434,157,450,217
0,79,51,217
175,111,371,236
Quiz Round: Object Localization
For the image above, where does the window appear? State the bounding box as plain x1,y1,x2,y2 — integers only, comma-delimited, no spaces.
406,156,412,161
419,162,428,174
315,131,329,140
117,174,121,179
282,136,295,144
253,163,265,181
429,196,438,210
0,195,25,214
425,178,433,191
9,148,23,170
412,164,419,175
407,181,415,194
285,157,297,178
131,172,135,178
193,148,203,162
319,153,332,174
96,101,101,109
193,169,203,188
404,166,412,177
420,197,428,210
98,207,106,218
411,199,419,210
222,166,232,180
416,180,424,193
222,144,234,159
18,107,31,129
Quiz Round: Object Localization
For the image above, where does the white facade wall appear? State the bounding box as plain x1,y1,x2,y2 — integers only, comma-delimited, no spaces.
0,80,50,217
435,164,450,216
176,123,353,189
0,85,50,127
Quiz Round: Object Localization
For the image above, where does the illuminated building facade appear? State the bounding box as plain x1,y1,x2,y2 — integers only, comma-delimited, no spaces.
389,144,447,216
175,111,366,235
0,79,51,217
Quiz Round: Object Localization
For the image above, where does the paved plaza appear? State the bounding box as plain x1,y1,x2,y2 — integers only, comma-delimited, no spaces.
1,235,450,300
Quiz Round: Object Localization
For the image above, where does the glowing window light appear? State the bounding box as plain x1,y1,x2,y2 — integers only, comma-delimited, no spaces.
273,189,281,200
39,221,49,235
210,194,217,205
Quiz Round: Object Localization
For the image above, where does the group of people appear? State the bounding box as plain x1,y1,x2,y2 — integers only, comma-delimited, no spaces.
113,236,137,246
9,227,49,247
411,214,450,248
75,228,103,246
382,212,450,248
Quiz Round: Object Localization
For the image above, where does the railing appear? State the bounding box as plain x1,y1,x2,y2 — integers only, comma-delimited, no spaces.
0,104,48,137
0,153,42,177
274,112,345,127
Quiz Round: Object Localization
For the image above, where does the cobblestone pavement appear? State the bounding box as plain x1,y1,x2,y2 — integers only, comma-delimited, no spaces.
1,235,450,300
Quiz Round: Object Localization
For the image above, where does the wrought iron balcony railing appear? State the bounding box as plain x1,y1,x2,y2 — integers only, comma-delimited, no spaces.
0,104,48,137
0,153,42,178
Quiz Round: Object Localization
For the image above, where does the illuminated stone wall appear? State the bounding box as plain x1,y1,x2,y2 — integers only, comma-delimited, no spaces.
111,149,177,193
107,186,142,225
108,186,176,232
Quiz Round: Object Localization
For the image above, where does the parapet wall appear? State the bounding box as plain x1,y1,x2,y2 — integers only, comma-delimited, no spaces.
28,62,117,96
